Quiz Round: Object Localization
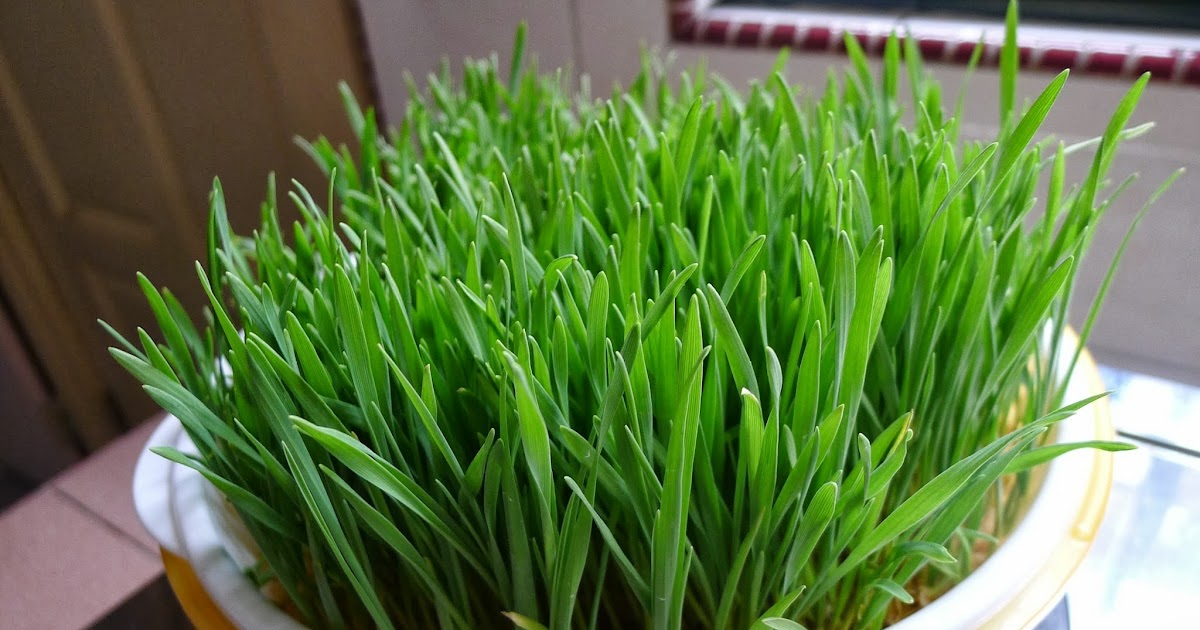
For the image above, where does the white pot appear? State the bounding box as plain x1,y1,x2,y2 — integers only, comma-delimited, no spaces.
889,337,1114,629
133,341,1114,630
133,414,303,630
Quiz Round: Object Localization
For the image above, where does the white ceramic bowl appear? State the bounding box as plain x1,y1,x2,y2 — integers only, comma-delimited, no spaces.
889,338,1113,629
133,415,303,629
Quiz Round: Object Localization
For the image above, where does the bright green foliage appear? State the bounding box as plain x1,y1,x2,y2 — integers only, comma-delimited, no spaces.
109,11,1164,630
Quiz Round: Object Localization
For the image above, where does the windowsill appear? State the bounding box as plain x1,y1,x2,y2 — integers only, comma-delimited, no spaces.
668,0,1200,84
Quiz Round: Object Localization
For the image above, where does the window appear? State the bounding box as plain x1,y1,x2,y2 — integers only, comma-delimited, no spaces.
719,1,1200,31
668,0,1200,84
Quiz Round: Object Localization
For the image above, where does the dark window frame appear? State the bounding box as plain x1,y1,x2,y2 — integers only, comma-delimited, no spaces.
666,0,1200,85
717,1,1200,32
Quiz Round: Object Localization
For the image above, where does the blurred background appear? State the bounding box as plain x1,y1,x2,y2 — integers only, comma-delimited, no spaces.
0,1,1196,628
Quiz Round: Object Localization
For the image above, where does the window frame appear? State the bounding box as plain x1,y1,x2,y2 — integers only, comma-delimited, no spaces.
667,0,1200,85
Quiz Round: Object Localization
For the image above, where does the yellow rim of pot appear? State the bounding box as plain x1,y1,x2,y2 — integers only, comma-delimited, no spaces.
160,345,1114,630
161,548,238,630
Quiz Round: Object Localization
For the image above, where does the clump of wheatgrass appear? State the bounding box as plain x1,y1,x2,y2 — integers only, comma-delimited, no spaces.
107,6,1175,629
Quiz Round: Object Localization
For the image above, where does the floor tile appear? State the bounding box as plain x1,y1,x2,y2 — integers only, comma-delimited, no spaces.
52,417,162,553
0,487,161,630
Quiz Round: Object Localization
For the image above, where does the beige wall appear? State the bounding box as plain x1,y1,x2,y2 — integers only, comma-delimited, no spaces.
359,0,578,127
360,0,1200,385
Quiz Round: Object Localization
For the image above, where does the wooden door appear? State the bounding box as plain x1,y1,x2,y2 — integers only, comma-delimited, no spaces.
0,1,371,451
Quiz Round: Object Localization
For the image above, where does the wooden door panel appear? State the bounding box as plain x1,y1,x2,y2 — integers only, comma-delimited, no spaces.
0,1,199,425
0,0,371,448
0,2,176,222
0,172,118,449
118,2,289,234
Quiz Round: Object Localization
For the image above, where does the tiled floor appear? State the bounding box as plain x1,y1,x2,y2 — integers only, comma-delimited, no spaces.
0,485,162,629
54,419,162,553
1,371,1198,628
0,420,175,630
